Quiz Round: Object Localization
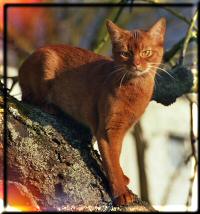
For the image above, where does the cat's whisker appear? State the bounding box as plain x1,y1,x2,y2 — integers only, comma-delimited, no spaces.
146,67,156,76
119,71,129,88
147,68,162,78
148,65,176,80
145,67,155,73
149,65,169,73
147,68,159,91
155,72,162,78
115,69,129,84
149,62,167,66
153,75,158,91
113,67,126,73
141,67,156,76
114,70,127,83
114,65,126,70
103,67,125,85
113,68,126,72
149,62,170,69
99,61,109,67
113,64,126,69
109,68,124,75
151,68,158,81
148,71,157,90
149,62,165,65
140,69,149,75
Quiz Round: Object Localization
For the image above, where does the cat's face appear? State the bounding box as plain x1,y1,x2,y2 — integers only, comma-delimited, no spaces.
107,18,166,77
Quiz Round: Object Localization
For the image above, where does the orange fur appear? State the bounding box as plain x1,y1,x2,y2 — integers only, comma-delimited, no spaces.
19,18,166,206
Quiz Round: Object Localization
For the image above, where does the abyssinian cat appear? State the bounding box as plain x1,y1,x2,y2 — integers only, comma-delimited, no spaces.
19,18,166,206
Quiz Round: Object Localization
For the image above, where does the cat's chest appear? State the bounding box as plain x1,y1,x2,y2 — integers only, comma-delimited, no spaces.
117,76,153,99
113,76,154,114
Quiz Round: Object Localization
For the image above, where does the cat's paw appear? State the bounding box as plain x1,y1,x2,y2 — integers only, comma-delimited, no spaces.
113,189,136,206
123,174,130,185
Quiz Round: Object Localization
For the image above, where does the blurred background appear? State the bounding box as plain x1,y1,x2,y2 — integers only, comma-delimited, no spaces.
0,0,198,212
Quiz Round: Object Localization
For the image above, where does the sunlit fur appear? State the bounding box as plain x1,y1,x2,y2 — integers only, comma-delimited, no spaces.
19,18,166,206
107,18,166,86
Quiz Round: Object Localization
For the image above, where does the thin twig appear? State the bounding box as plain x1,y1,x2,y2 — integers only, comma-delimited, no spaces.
161,153,194,206
184,99,198,209
186,158,197,210
189,102,197,163
163,36,196,63
140,0,197,31
179,10,198,65
93,0,127,53
163,7,197,32
132,122,149,203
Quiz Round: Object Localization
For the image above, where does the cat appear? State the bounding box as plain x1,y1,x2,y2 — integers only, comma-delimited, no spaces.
18,18,166,206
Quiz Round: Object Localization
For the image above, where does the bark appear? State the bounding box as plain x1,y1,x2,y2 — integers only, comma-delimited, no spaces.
132,122,149,203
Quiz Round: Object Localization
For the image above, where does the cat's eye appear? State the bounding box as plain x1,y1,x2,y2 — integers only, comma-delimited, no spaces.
140,50,152,58
120,51,130,58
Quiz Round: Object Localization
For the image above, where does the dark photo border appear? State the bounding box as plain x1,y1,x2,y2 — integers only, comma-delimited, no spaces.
3,1,199,212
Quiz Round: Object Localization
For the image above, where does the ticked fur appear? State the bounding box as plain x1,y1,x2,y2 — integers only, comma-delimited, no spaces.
19,18,166,206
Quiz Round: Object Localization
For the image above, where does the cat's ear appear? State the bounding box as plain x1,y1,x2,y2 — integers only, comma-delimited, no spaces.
149,17,166,44
106,19,124,43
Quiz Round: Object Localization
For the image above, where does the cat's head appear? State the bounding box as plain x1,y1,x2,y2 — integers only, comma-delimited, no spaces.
106,18,166,77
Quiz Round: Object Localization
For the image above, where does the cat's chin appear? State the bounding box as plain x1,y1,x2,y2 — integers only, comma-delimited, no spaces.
130,69,149,78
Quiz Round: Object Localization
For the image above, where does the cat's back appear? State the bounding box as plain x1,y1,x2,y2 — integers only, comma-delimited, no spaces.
18,44,112,106
43,44,106,63
19,44,110,82
19,44,107,93
33,44,108,70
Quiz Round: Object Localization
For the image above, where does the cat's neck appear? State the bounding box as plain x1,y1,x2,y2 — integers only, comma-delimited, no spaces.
105,62,156,89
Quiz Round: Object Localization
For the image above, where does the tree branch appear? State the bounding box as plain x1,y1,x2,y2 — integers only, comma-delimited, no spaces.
179,10,198,64
132,123,149,203
163,36,196,63
139,0,198,32
93,0,125,53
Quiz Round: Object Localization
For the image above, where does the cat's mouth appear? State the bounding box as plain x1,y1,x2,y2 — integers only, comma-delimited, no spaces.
128,66,148,77
113,64,150,81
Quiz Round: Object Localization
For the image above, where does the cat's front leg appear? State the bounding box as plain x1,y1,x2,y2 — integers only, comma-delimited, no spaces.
121,167,130,185
96,128,135,206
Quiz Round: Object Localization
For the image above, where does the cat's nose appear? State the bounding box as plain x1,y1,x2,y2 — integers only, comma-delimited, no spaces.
134,58,140,67
133,64,142,72
132,65,137,70
132,64,141,71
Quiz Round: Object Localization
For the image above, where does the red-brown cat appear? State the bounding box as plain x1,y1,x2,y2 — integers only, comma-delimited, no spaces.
19,18,166,206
